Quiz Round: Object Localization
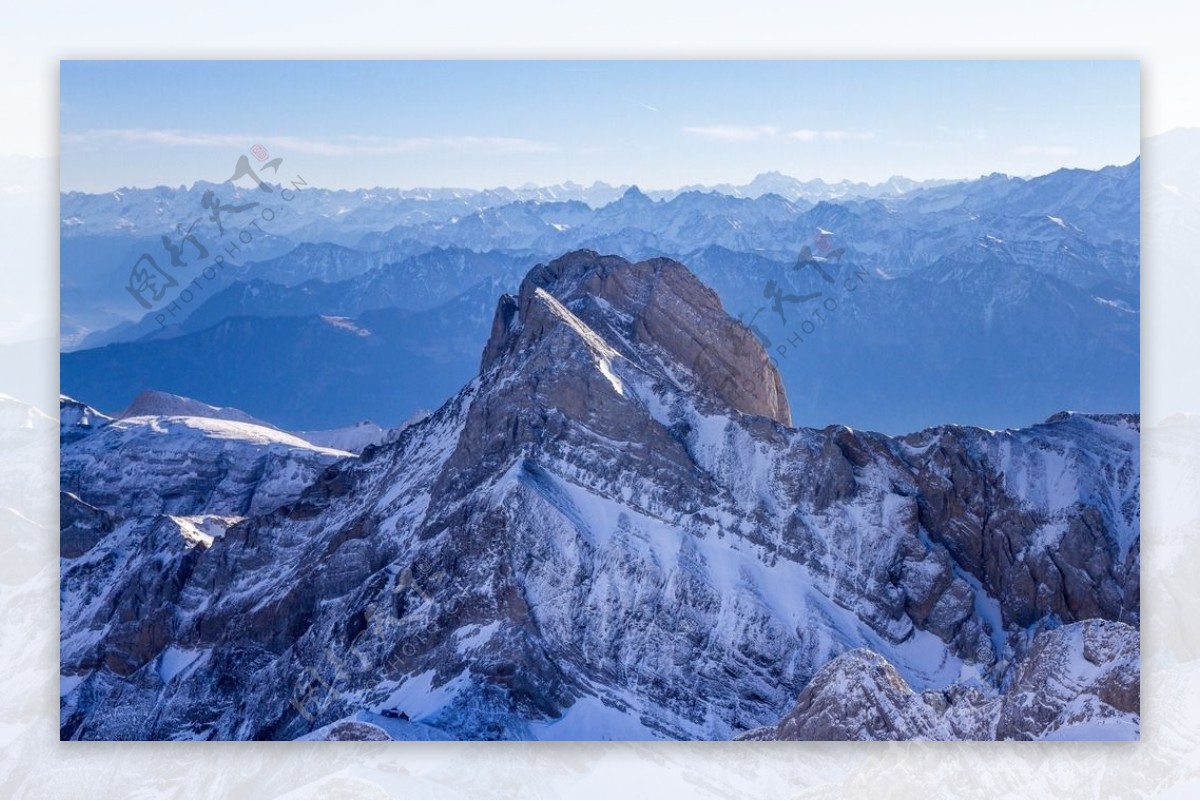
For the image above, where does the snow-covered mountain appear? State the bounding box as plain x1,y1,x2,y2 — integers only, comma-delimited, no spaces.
60,160,1137,341
60,252,1139,740
671,171,960,203
59,395,112,444
60,406,352,519
58,169,946,338
739,619,1138,741
62,157,1139,434
65,390,418,457
297,410,430,455
116,389,277,428
332,164,1138,285
58,172,958,240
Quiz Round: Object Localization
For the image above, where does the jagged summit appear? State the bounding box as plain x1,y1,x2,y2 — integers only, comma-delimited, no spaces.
618,185,652,204
480,250,791,426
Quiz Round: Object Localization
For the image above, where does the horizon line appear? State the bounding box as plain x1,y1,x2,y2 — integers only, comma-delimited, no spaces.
57,155,1140,197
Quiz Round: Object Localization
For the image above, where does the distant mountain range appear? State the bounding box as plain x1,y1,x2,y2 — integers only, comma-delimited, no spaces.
54,170,981,338
60,170,964,237
61,158,1140,434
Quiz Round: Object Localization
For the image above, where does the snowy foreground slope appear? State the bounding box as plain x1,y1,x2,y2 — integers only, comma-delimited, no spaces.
59,251,1139,740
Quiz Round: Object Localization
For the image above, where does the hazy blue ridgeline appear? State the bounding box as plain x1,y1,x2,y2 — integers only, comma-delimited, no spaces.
60,160,1139,433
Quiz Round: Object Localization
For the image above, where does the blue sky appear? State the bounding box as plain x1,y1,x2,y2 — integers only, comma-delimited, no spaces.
59,60,1140,192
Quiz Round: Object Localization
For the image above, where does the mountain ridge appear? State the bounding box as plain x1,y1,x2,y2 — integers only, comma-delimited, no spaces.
60,252,1139,741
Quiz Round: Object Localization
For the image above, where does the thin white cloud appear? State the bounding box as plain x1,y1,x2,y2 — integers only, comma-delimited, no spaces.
821,129,875,143
685,125,873,144
60,129,558,156
1016,144,1078,158
788,129,874,143
683,125,779,142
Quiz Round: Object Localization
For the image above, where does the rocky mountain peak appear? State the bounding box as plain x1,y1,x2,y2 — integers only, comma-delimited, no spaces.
481,250,791,426
618,185,652,204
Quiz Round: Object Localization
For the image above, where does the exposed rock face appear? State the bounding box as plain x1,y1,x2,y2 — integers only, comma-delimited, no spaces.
996,619,1140,740
59,251,1139,741
59,410,354,701
481,250,791,425
60,492,114,559
904,413,1140,632
743,619,1139,741
738,649,947,741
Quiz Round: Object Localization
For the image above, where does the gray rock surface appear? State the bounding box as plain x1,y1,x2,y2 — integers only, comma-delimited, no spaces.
59,251,1139,741
743,619,1138,741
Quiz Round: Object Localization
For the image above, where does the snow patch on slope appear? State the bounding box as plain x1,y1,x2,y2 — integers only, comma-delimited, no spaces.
534,287,625,396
